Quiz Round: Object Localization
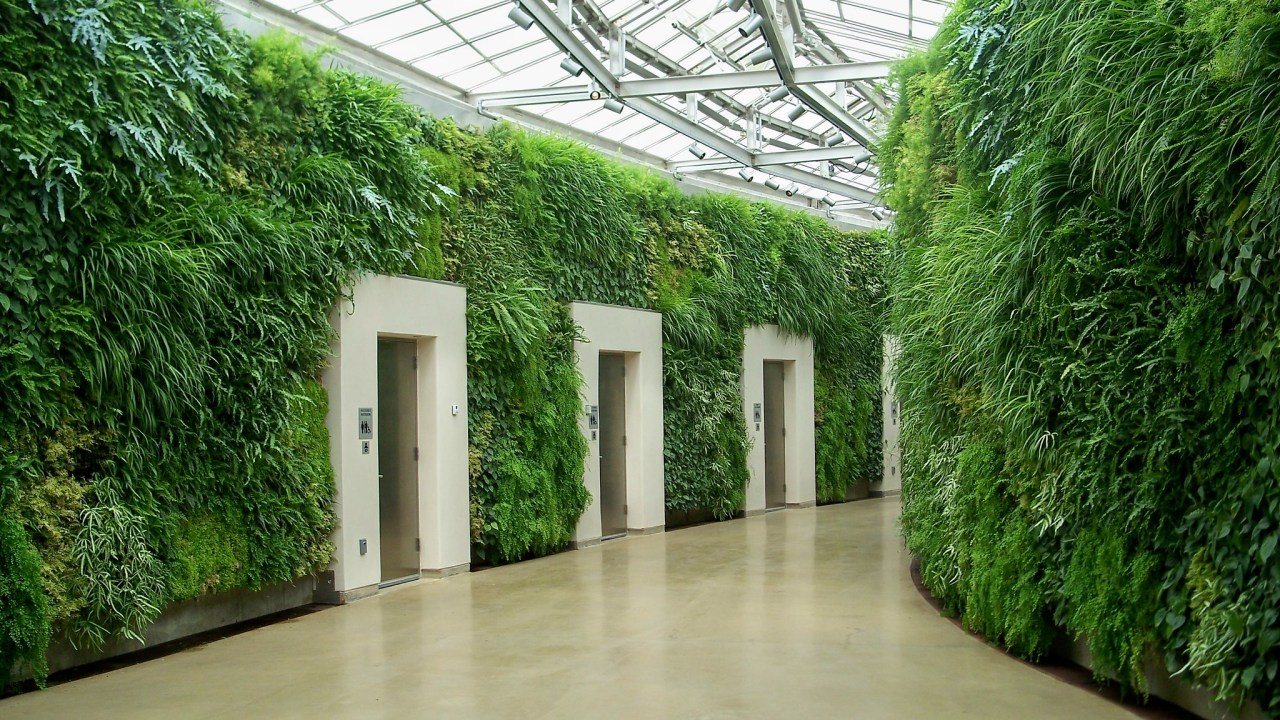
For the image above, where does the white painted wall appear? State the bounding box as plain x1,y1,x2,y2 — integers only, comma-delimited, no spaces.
876,334,903,495
570,302,665,542
322,275,470,594
742,325,817,512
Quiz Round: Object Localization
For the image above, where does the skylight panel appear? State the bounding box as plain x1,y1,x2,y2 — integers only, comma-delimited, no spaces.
342,6,436,46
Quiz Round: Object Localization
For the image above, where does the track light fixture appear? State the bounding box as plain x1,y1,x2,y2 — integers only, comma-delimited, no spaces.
728,0,747,10
603,98,624,113
738,14,765,37
559,56,585,77
508,4,535,30
872,209,886,221
764,177,782,191
738,167,754,182
767,86,790,103
688,143,707,160
589,89,603,101
821,194,838,207
787,104,806,122
784,183,799,197
824,132,845,147
747,47,773,65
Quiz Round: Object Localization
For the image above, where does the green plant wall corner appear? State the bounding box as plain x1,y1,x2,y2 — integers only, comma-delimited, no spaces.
883,0,1280,712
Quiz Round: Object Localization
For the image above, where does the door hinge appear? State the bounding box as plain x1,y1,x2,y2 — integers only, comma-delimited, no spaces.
622,434,627,446
415,538,421,552
782,427,787,437
412,354,418,369
413,447,419,461
624,504,629,515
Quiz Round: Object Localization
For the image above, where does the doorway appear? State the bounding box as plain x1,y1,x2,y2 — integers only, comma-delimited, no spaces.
763,360,787,509
599,353,628,539
377,337,420,585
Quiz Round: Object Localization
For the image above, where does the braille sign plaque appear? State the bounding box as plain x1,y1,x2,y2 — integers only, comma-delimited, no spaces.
358,408,373,439
752,403,762,423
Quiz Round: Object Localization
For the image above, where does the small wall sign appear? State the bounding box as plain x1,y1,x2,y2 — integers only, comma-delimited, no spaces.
358,407,373,439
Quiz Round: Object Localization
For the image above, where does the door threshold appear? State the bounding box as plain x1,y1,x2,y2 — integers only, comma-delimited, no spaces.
601,532,628,542
378,574,420,589
765,506,785,513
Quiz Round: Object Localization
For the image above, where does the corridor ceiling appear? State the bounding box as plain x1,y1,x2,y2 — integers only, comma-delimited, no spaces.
261,0,950,212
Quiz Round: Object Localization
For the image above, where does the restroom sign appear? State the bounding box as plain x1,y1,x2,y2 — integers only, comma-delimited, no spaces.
358,408,373,439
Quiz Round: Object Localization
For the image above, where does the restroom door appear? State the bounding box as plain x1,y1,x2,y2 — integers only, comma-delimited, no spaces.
763,360,786,509
599,353,628,538
377,337,420,585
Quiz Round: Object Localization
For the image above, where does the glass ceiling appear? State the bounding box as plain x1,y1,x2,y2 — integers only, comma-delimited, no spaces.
263,0,951,210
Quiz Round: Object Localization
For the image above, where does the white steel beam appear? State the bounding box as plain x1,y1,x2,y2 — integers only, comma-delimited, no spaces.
672,146,873,172
468,61,891,105
749,0,881,147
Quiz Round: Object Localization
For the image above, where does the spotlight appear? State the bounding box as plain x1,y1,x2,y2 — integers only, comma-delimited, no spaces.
828,162,838,175
748,47,773,65
872,209,886,221
787,104,806,122
589,89,602,100
821,193,838,207
767,86,790,103
688,143,707,160
603,98,624,113
728,0,746,10
738,167,755,182
738,14,765,37
824,132,845,147
764,177,782,191
784,183,799,197
508,4,535,30
559,56,585,77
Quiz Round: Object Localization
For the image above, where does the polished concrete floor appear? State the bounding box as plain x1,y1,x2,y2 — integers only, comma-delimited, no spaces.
3,499,1138,719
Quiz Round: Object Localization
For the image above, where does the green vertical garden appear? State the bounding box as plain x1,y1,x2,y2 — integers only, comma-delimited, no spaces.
883,0,1280,713
0,0,886,686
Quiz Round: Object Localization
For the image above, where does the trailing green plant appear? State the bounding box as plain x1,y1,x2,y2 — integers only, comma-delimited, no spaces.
885,0,1280,712
0,0,885,685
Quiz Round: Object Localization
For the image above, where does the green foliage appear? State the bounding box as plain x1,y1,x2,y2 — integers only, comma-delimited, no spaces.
423,116,888,545
0,0,885,683
886,0,1280,711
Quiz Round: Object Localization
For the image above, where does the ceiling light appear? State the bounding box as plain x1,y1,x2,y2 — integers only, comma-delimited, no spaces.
559,56,585,77
748,47,773,65
738,14,765,37
589,89,602,101
508,4,535,30
872,209,886,221
764,177,782,191
767,86,789,103
784,183,799,197
787,104,806,122
728,0,747,10
821,194,838,207
688,143,707,160
824,133,845,147
738,167,754,182
604,98,624,113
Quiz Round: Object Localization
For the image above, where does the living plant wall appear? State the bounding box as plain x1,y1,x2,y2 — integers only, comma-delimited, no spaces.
0,0,886,687
883,0,1280,713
